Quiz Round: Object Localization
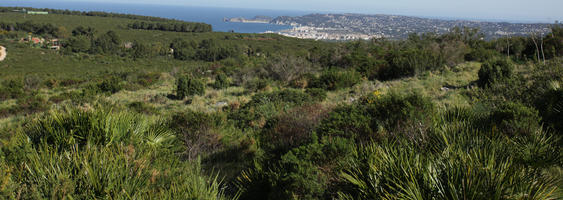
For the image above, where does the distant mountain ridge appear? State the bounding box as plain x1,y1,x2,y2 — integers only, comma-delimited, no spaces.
223,16,272,23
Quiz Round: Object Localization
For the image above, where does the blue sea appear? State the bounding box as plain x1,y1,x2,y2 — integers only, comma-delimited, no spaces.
0,1,307,33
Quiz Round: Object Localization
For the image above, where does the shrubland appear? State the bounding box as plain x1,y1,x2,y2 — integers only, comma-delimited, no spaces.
1,8,562,199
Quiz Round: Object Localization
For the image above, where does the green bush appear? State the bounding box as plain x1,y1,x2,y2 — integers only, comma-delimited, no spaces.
66,85,100,104
97,77,122,94
229,89,312,129
213,73,231,89
170,111,216,136
316,105,376,142
378,48,445,80
534,87,563,134
244,89,313,109
309,70,362,91
128,101,157,114
365,92,435,136
488,102,541,136
305,88,327,102
477,59,514,87
65,35,92,53
0,79,24,100
465,47,499,62
236,136,356,200
14,92,50,115
275,151,329,199
130,41,154,59
315,92,436,144
244,78,270,92
176,75,206,99
135,72,161,87
0,92,49,116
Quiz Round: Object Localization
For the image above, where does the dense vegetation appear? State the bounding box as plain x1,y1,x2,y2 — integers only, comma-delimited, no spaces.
0,6,186,22
128,21,212,33
1,8,562,199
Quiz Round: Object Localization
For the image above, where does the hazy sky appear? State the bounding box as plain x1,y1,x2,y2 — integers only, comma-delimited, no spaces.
10,0,563,22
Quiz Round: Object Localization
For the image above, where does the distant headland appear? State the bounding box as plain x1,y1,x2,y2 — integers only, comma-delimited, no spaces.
223,16,272,23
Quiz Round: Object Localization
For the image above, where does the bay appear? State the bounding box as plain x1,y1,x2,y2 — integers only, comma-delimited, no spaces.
0,1,306,33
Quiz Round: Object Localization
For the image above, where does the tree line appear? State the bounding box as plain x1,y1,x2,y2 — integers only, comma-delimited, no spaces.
127,21,212,33
0,6,184,22
0,21,64,38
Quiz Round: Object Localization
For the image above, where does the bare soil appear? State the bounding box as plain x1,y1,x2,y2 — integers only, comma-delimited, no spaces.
0,46,6,61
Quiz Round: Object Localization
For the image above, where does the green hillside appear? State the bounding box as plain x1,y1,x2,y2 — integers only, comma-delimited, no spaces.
0,7,562,199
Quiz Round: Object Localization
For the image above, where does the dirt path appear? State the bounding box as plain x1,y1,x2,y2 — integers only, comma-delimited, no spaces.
0,46,6,61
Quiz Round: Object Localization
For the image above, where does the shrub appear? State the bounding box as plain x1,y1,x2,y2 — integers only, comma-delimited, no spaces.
44,78,60,89
264,54,314,83
59,78,84,87
23,75,42,90
488,102,541,136
236,136,356,200
66,85,100,104
0,92,49,116
135,72,161,87
14,92,50,115
534,88,563,134
130,41,154,59
441,40,470,67
246,89,312,108
378,48,445,80
244,78,270,92
465,47,499,62
316,105,376,142
477,59,514,87
169,111,222,160
365,92,435,134
65,35,92,53
176,75,205,99
309,70,362,91
230,89,312,129
48,94,67,104
289,74,315,89
261,104,330,155
305,88,327,102
213,73,230,89
97,77,122,94
289,78,308,89
275,152,329,199
128,101,157,114
0,79,24,100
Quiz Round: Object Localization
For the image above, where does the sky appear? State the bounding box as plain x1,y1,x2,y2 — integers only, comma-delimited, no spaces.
7,0,563,22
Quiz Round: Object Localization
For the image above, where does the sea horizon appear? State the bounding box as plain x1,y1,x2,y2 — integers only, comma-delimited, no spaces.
1,0,558,34
0,0,307,33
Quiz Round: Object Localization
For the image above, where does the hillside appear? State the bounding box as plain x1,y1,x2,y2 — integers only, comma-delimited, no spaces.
0,7,562,199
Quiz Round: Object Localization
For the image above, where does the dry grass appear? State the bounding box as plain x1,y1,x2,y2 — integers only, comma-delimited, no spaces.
108,73,253,114
324,62,481,110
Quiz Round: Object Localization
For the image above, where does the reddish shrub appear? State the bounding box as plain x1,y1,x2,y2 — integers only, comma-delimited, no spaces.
262,104,331,153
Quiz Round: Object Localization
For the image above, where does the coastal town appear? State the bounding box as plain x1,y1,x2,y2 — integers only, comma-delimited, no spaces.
227,13,556,40
264,26,382,40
